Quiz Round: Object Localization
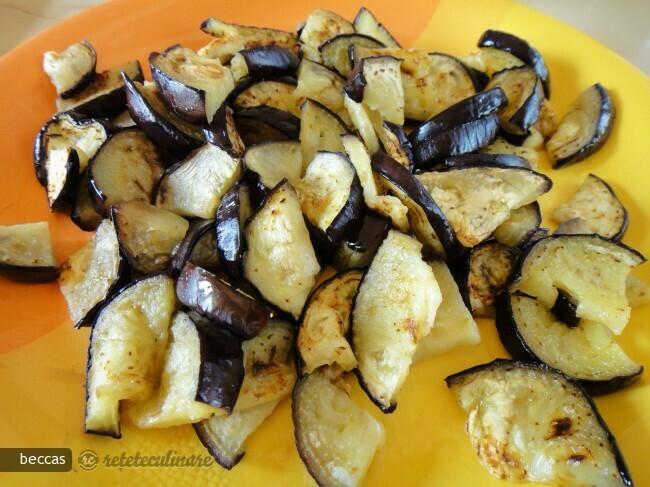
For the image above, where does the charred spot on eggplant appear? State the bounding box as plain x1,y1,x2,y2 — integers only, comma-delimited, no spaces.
43,40,97,99
547,83,615,168
0,222,59,283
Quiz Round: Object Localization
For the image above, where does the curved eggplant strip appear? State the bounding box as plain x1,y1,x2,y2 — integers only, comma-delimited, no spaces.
239,45,300,79
215,183,245,280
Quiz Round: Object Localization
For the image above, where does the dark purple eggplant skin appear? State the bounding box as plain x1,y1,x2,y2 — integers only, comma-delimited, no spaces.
344,209,390,255
204,104,245,154
215,183,244,280
411,113,500,171
235,116,292,146
478,30,551,98
371,151,460,260
553,83,615,169
176,262,275,339
445,358,634,487
169,219,216,276
193,318,244,413
318,33,386,77
550,290,581,328
326,172,364,244
344,58,366,103
235,106,300,139
440,153,530,169
48,145,80,211
123,73,201,158
494,66,544,135
494,293,643,396
382,121,415,170
0,263,59,283
71,169,102,231
240,45,299,79
242,169,270,208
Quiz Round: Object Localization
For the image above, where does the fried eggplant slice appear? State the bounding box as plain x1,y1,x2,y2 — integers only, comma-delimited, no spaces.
215,183,247,279
292,370,385,487
85,274,176,438
380,121,413,169
299,9,354,63
154,143,240,219
480,136,539,170
343,92,380,154
547,83,615,168
552,174,628,240
553,217,593,236
43,135,80,210
495,294,642,394
332,210,390,271
88,128,165,215
352,7,400,47
43,40,96,98
176,262,275,339
125,311,227,428
413,260,480,363
233,79,300,117
297,269,362,377
230,45,299,81
446,359,633,486
294,60,350,126
319,33,385,77
508,235,646,335
150,46,235,124
169,219,219,276
299,99,349,169
59,219,125,327
494,202,542,247
0,222,58,282
416,165,551,248
352,230,441,412
244,140,302,188
111,200,189,274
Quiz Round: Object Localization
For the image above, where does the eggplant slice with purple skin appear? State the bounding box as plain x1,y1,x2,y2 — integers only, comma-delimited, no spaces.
299,98,349,170
352,230,441,413
43,135,80,211
332,209,391,271
85,273,176,438
123,75,204,158
494,201,542,247
235,106,300,140
439,152,530,170
169,218,220,276
552,173,628,240
89,128,166,215
215,183,248,280
56,60,143,119
0,222,58,283
230,45,299,81
446,359,634,486
71,169,102,231
204,103,245,154
371,151,459,260
150,46,235,125
43,40,97,99
298,9,354,63
380,121,414,169
59,219,127,328
232,78,300,117
478,29,551,98
352,6,400,47
294,59,351,126
319,33,385,77
176,262,275,339
548,84,615,168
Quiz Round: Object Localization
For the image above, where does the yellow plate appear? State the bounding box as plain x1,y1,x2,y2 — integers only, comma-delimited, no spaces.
0,0,648,485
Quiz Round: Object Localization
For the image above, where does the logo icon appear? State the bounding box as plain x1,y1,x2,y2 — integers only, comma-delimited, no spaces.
78,450,99,471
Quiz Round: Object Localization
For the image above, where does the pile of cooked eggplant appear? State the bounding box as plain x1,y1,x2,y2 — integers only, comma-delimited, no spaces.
0,5,647,486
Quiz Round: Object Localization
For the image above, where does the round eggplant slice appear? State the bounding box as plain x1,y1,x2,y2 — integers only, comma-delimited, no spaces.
176,262,275,339
496,293,642,394
478,29,551,98
446,359,634,486
123,75,204,158
0,222,58,283
292,370,385,487
43,135,80,210
43,40,97,99
548,84,615,168
150,46,235,125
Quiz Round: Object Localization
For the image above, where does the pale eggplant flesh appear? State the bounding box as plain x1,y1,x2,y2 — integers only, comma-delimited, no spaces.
43,40,97,99
0,222,59,283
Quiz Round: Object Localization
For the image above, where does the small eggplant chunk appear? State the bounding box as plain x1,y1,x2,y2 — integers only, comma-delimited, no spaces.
496,294,642,394
553,217,593,236
299,9,354,63
85,274,176,438
299,99,349,170
458,240,521,318
413,260,480,363
215,183,247,280
244,181,321,318
319,33,385,77
292,370,385,487
125,311,226,428
0,222,58,283
508,235,646,335
480,136,539,170
43,135,80,210
233,79,300,117
244,140,303,189
154,143,241,219
150,46,235,124
478,29,551,98
231,45,299,80
204,104,245,154
56,60,143,118
294,59,350,126
124,76,204,158
352,230,441,412
550,289,581,327
89,128,166,215
416,165,552,248
352,7,400,48
547,84,615,168
332,210,390,271
552,173,628,240
176,262,275,339
59,219,126,327
296,151,363,246
446,359,633,486
297,269,362,377
111,200,189,274
371,151,458,260
235,319,296,412
234,109,296,146
43,40,96,98
494,202,542,247
485,65,544,135
343,92,380,154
